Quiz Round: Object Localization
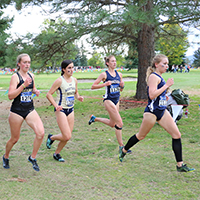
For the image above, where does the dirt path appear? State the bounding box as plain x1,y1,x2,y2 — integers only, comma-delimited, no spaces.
77,78,137,83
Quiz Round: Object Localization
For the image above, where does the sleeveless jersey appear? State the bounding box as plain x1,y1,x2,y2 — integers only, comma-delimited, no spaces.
56,76,76,109
11,72,34,111
103,70,121,100
147,72,167,112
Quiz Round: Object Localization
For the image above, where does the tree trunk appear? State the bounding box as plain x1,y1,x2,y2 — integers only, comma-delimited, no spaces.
135,23,155,100
135,0,155,100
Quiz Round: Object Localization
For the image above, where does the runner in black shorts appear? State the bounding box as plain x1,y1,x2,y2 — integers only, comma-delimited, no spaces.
119,54,195,172
88,55,131,153
2,53,44,172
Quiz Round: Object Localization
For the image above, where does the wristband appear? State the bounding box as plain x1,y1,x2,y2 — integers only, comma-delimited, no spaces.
120,86,124,89
22,84,26,88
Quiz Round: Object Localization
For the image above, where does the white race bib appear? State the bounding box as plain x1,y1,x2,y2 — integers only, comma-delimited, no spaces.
20,91,32,103
66,96,75,107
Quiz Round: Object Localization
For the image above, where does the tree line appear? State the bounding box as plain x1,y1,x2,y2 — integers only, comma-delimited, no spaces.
1,0,200,99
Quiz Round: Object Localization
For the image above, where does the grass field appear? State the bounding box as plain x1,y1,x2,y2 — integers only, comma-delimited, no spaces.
0,69,200,199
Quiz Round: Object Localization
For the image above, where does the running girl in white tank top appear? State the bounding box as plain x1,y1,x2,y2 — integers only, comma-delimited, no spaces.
56,76,76,109
46,60,84,162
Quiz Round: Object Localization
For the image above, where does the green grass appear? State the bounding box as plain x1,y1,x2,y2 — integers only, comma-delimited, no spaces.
0,69,138,90
0,69,200,199
162,69,200,91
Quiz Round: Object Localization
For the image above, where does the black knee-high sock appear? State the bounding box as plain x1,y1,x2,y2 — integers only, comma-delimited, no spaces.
172,138,183,162
124,134,139,151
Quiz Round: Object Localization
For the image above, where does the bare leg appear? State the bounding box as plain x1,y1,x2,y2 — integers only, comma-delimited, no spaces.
26,110,44,159
123,112,156,153
51,111,74,154
104,100,123,146
5,112,24,158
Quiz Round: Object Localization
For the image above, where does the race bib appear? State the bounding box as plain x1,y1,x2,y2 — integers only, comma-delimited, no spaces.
159,96,167,107
110,84,120,94
20,91,32,103
66,96,75,107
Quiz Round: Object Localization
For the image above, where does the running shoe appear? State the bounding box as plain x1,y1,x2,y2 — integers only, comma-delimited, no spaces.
88,115,96,125
46,134,54,149
176,164,195,172
119,146,126,162
119,146,132,154
53,153,65,162
28,156,40,171
3,155,10,169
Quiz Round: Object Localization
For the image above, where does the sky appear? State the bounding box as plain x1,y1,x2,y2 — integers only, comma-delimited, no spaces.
2,5,200,58
3,5,50,36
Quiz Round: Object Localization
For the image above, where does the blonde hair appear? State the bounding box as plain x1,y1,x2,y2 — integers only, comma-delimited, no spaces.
104,55,115,67
16,53,30,71
146,54,167,82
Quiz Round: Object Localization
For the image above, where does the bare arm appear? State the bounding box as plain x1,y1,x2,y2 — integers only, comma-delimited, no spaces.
31,73,40,97
118,72,124,92
148,74,174,100
91,72,111,90
8,73,32,100
74,78,84,102
46,78,63,111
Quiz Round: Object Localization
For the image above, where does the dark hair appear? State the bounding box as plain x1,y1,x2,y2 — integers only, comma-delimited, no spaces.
61,60,73,75
104,55,115,67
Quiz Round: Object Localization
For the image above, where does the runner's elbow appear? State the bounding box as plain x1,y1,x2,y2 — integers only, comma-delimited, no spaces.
8,94,13,100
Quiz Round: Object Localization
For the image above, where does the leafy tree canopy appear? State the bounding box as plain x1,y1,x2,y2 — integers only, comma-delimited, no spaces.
5,0,200,99
0,11,13,67
22,18,79,68
88,51,104,68
193,48,200,68
156,23,189,66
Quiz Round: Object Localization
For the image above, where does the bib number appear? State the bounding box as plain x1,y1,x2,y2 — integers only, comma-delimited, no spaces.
66,96,74,107
20,91,32,103
110,84,120,94
159,96,167,107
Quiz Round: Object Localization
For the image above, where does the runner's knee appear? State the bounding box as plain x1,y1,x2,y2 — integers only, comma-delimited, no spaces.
115,125,123,130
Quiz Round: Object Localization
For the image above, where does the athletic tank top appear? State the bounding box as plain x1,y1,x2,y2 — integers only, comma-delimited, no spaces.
56,76,76,109
147,72,167,112
103,70,121,99
11,72,34,111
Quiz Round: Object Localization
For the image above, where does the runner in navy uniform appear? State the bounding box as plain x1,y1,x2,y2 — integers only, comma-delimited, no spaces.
88,55,131,153
119,54,195,172
144,72,167,121
3,53,44,171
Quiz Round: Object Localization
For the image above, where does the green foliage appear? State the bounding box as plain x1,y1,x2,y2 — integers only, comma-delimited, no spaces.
30,18,79,68
0,0,12,9
88,51,104,68
125,41,138,70
5,33,35,68
73,43,88,66
0,11,13,67
156,23,189,65
192,48,200,68
4,0,200,99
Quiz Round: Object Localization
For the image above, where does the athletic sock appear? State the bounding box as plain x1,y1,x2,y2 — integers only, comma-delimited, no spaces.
124,134,139,151
172,138,183,162
30,156,35,160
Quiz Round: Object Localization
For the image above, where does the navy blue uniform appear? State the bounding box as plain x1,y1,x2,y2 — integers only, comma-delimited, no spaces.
10,72,34,119
103,70,121,105
144,72,167,120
